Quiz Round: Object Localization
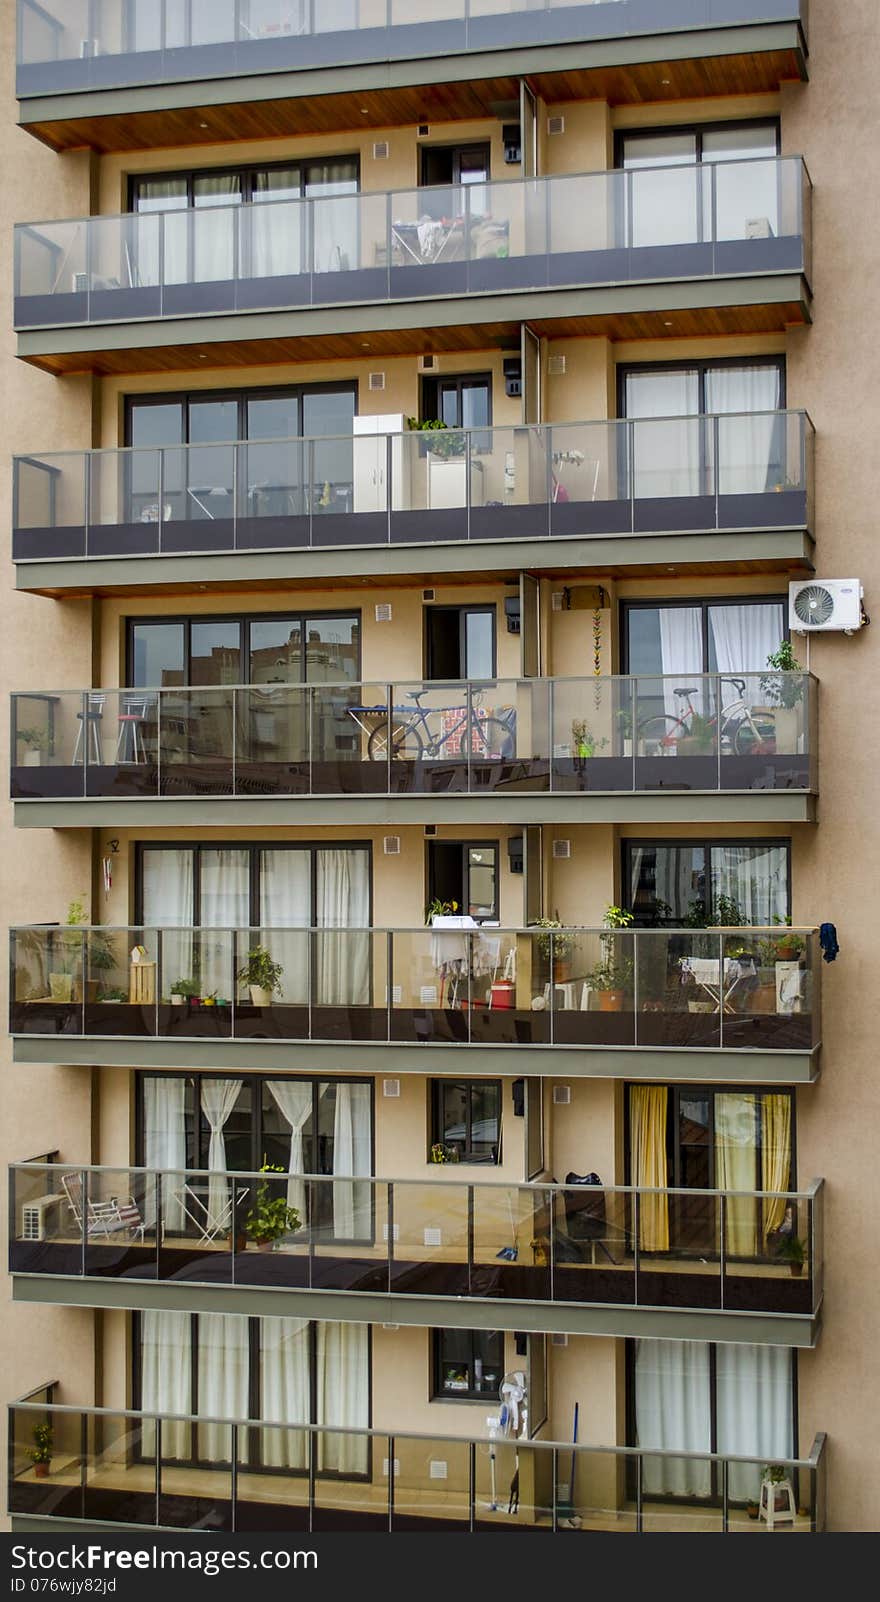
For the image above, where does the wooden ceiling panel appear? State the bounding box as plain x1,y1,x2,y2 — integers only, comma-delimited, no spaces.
22,50,804,154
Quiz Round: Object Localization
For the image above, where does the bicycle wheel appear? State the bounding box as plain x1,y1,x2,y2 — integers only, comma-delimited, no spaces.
476,717,516,760
637,715,688,753
367,718,424,762
732,715,773,756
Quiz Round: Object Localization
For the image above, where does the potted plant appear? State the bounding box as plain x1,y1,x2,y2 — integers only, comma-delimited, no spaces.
406,417,467,460
761,642,804,754
534,917,575,982
616,707,634,758
170,978,200,1007
237,945,284,1008
588,905,635,1012
48,897,90,1003
777,1235,807,1277
571,719,608,760
426,897,460,924
29,1422,53,1479
244,1160,301,1253
762,1462,794,1514
16,727,49,767
429,1142,460,1164
676,712,715,757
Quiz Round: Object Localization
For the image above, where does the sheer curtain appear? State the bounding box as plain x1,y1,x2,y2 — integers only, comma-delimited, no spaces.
626,369,702,502
658,605,703,720
259,850,311,1003
201,1079,243,1231
331,1083,372,1239
634,1339,712,1497
761,1095,792,1241
316,1323,369,1474
708,602,784,710
140,1310,192,1460
710,844,788,926
629,1086,669,1251
715,1092,757,1257
307,164,359,275
259,1317,310,1471
251,170,304,280
706,365,783,495
141,847,194,995
144,1076,187,1230
266,1079,313,1221
716,1345,793,1502
201,848,249,999
315,850,370,1006
197,1313,249,1463
192,175,240,283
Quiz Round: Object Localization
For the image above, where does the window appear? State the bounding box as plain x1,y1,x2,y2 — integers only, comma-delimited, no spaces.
419,144,491,222
421,372,492,448
622,595,787,723
617,121,781,250
128,610,360,687
433,1330,504,1400
136,1312,370,1477
428,841,499,924
425,605,496,680
432,1080,501,1164
628,1339,795,1505
624,839,790,928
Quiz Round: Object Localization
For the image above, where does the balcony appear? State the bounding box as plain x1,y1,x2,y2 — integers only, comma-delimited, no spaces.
10,674,818,829
11,412,815,593
10,924,822,1081
16,4,810,157
8,1388,827,1534
9,1163,824,1345
14,160,812,375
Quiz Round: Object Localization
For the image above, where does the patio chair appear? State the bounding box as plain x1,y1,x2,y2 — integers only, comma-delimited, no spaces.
61,1172,145,1242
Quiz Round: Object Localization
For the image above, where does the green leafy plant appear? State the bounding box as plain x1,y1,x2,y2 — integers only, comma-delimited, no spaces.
16,726,49,752
426,898,460,924
761,642,805,711
244,1159,302,1247
685,894,749,929
429,1142,460,1164
171,978,201,1000
589,905,636,993
616,707,634,741
776,1235,806,1267
98,986,128,1003
571,719,608,758
763,1462,790,1484
406,417,467,459
534,917,575,962
678,711,715,755
28,1423,53,1467
236,945,284,996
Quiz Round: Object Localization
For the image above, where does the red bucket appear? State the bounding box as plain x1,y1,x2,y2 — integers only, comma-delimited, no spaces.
489,982,515,1010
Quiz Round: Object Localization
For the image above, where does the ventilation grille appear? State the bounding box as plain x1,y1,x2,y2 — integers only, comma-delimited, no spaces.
383,1079,401,1098
372,141,390,160
419,354,437,371
552,1085,571,1106
368,371,386,391
553,839,572,860
551,1332,569,1347
418,124,430,137
375,602,392,623
547,115,565,136
422,588,436,601
383,836,401,855
548,354,566,376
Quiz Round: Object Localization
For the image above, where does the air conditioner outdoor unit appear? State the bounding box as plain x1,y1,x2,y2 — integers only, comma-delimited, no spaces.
21,1195,58,1242
73,272,89,293
789,579,864,633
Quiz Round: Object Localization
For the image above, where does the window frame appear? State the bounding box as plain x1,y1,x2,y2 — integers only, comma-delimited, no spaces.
621,836,792,929
125,606,362,687
616,355,787,422
431,1328,505,1403
123,380,359,450
623,1082,798,1197
426,839,500,926
424,603,497,680
430,1078,502,1166
134,838,374,930
420,371,494,434
128,155,362,215
620,592,789,677
419,142,493,189
614,118,782,171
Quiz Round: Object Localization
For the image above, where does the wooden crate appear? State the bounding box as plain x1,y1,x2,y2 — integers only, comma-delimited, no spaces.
129,961,156,1005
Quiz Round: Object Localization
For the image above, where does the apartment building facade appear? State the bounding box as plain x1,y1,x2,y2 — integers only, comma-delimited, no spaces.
2,0,877,1535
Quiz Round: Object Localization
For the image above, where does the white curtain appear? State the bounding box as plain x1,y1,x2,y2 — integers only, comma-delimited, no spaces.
710,844,788,926
143,1076,187,1231
315,849,370,1007
706,366,783,495
308,173,359,275
259,1316,311,1471
192,176,240,283
260,850,311,1003
201,848,248,998
331,1083,372,1240
200,1079,243,1231
250,192,304,280
141,847,194,994
716,1345,793,1503
627,370,702,502
267,1079,313,1221
140,1310,192,1460
658,605,703,720
709,602,784,710
715,1093,758,1257
635,1339,712,1498
625,134,699,249
196,1313,249,1463
316,1323,369,1474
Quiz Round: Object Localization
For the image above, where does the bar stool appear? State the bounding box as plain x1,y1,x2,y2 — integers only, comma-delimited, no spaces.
759,1474,797,1529
72,693,106,765
115,695,152,764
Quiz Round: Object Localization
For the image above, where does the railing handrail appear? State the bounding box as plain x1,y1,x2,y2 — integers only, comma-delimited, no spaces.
16,154,809,236
9,670,819,699
9,920,821,937
8,1157,825,1203
10,408,814,464
7,1393,826,1470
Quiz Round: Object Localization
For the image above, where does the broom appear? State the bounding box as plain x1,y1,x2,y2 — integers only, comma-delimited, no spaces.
496,1190,519,1261
556,1402,583,1528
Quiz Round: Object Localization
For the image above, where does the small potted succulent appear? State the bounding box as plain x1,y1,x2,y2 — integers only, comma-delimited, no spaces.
237,945,284,1007
244,1159,301,1253
29,1422,53,1480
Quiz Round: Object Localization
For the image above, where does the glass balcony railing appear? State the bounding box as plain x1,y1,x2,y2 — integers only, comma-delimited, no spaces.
8,1385,827,1533
9,673,818,801
11,412,814,566
13,159,811,332
16,3,810,100
9,924,822,1054
9,1161,825,1320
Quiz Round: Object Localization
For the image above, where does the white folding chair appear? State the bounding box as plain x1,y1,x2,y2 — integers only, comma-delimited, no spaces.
61,1172,145,1242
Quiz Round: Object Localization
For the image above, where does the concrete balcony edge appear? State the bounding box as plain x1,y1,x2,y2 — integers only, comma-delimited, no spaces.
11,1273,821,1349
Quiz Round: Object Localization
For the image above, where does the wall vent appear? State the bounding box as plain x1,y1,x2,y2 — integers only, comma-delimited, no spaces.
552,1085,571,1106
424,1227,442,1248
551,591,565,612
422,588,436,601
375,602,392,622
548,354,566,376
430,1461,449,1480
368,371,386,391
383,1079,401,1098
553,839,572,860
547,115,565,136
551,1333,569,1347
383,836,401,855
372,141,390,160
424,824,437,837
419,354,437,371
418,124,430,137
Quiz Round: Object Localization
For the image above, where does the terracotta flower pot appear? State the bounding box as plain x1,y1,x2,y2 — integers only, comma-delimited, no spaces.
789,1261,804,1278
255,1239,274,1254
228,1231,247,1255
552,959,572,983
598,989,624,1013
34,1462,50,1479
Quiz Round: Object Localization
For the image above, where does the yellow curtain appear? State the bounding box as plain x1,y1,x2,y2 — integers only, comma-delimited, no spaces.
761,1094,792,1241
715,1093,757,1256
630,1086,668,1251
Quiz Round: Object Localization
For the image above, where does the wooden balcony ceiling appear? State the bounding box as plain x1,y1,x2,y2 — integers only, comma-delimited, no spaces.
23,51,804,154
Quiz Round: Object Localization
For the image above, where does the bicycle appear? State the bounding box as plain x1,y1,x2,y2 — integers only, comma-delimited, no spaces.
358,686,516,763
637,677,775,757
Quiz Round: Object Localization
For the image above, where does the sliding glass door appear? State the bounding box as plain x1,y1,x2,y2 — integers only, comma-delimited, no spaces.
624,839,790,928
620,360,784,504
624,595,786,721
619,122,780,253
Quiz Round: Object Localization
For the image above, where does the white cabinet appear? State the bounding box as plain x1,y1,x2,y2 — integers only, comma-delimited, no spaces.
353,413,411,513
426,453,484,509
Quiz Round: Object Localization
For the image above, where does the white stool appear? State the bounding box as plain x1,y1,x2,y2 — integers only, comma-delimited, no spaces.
759,1475,796,1529
543,981,576,1010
